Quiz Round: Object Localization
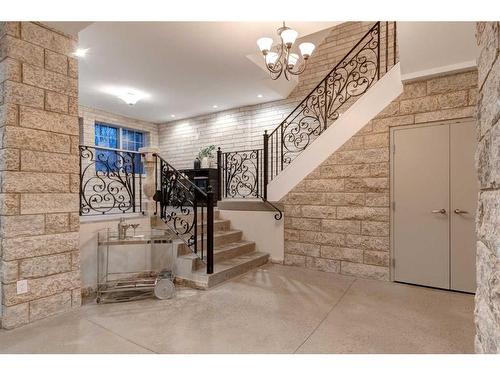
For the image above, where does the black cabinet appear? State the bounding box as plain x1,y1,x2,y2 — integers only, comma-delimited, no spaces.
178,168,219,204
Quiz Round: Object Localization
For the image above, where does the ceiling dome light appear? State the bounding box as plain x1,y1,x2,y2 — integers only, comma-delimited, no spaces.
101,86,150,106
73,48,89,58
256,22,315,80
117,91,144,106
212,105,218,109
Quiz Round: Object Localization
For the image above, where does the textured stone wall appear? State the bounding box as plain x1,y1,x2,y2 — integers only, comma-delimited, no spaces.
282,70,477,280
0,22,80,329
474,22,500,354
158,22,381,168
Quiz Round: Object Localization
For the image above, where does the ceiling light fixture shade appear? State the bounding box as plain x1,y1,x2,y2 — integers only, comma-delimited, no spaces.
266,52,279,66
299,42,315,59
288,53,299,67
73,48,89,58
257,37,273,53
101,86,150,106
257,22,315,80
118,92,142,106
280,28,298,47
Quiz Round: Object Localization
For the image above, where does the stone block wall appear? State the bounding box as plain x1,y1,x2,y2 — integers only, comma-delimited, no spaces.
282,70,477,280
0,22,80,329
474,21,500,354
158,22,383,168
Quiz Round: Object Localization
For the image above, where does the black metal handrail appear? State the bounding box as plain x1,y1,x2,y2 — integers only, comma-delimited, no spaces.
153,153,214,274
79,145,144,216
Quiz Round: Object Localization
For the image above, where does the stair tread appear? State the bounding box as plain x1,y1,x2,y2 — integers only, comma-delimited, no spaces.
178,240,255,260
192,251,268,276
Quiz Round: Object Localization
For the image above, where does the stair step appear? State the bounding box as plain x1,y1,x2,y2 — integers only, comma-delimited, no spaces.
177,240,256,266
176,230,243,255
175,251,269,289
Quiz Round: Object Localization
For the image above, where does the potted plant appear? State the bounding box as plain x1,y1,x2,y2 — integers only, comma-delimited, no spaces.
198,145,216,168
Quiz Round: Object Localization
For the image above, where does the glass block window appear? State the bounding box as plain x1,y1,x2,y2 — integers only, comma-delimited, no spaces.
94,122,145,173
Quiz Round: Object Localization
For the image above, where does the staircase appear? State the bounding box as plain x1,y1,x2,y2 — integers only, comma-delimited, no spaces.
151,21,399,289
153,210,268,289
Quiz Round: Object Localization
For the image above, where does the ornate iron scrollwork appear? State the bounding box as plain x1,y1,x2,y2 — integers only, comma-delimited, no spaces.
223,149,261,199
154,154,214,267
158,161,198,248
270,22,382,175
79,145,143,215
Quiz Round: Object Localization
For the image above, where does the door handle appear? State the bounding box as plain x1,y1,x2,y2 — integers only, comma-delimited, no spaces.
454,209,469,214
431,209,447,214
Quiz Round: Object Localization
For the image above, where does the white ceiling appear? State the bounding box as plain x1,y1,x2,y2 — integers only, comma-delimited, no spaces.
398,22,478,81
75,22,340,123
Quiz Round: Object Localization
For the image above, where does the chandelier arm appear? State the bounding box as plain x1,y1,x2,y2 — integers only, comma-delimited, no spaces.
265,41,287,75
266,59,283,75
286,58,308,76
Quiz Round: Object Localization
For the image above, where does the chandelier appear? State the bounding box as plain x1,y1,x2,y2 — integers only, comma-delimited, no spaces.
257,22,316,80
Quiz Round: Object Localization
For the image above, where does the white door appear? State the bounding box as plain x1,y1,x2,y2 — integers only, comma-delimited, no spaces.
392,120,477,291
393,123,450,289
450,121,477,293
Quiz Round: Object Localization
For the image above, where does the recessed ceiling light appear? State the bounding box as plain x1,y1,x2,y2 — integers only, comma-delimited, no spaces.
171,115,176,118
101,86,150,106
73,48,89,58
212,105,218,109
257,94,263,98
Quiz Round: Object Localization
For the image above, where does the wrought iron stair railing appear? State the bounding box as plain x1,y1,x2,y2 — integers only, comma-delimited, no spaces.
79,145,144,216
218,21,397,213
217,147,283,220
153,153,214,274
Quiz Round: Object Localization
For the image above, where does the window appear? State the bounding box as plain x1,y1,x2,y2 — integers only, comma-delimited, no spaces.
94,122,145,174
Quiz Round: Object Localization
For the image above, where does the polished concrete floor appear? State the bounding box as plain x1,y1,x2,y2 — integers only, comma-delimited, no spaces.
0,264,475,354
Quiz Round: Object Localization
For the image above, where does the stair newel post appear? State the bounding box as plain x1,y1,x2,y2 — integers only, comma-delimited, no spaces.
263,130,269,201
139,147,161,218
216,147,222,202
206,186,214,275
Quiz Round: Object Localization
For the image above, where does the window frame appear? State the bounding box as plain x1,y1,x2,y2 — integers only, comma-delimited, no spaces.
94,121,147,174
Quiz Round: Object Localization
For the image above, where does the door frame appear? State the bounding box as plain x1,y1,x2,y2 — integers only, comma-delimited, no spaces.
389,117,475,282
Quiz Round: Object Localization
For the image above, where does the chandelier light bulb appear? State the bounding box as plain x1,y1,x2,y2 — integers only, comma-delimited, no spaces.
280,28,298,47
288,53,299,67
266,52,279,66
299,42,315,59
257,37,273,53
